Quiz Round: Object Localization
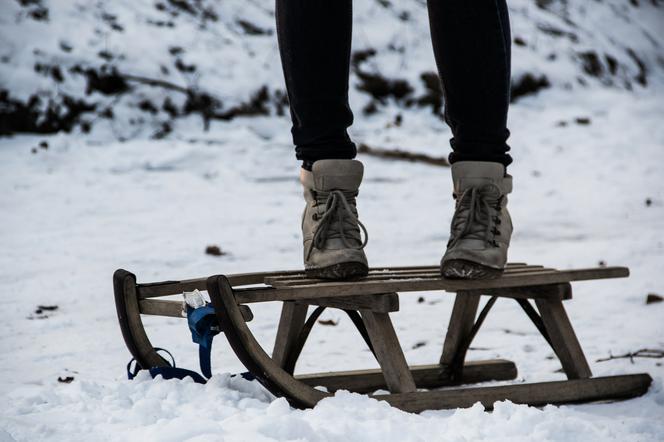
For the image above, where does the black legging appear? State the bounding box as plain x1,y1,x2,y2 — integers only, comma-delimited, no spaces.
276,0,512,167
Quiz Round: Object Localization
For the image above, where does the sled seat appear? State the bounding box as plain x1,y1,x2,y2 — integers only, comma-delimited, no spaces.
114,263,652,412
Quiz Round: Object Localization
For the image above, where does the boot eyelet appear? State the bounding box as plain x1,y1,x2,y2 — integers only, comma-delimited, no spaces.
312,213,319,221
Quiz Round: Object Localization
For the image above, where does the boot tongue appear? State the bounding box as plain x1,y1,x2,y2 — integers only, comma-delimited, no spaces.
312,159,364,191
452,161,512,194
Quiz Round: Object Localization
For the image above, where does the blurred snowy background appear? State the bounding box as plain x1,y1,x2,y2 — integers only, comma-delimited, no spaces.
1,0,662,140
1,1,664,441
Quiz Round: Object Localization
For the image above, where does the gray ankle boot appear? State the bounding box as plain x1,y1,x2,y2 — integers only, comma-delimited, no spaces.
301,159,369,279
440,161,513,279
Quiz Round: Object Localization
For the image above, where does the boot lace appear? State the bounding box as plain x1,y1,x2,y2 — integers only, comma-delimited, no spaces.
448,184,503,248
308,189,368,259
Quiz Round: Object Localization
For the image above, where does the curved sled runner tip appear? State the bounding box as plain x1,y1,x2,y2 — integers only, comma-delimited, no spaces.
113,269,170,370
206,274,329,408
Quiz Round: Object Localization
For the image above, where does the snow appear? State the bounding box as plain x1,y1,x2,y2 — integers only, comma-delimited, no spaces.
2,0,664,440
3,375,663,442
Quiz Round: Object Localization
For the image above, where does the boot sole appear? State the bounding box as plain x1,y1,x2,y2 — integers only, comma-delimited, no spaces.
306,262,369,280
441,259,504,280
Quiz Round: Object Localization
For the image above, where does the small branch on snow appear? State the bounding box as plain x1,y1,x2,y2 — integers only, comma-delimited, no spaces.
357,143,450,167
120,73,191,94
595,348,664,364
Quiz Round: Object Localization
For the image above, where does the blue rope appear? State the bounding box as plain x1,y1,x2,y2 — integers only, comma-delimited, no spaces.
187,305,218,379
126,304,220,383
126,304,254,384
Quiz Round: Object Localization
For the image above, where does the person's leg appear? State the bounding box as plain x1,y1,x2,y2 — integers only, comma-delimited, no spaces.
276,0,356,169
427,0,512,166
427,1,514,279
276,0,368,279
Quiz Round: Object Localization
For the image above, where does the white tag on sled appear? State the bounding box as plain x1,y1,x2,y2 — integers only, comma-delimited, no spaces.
182,289,207,316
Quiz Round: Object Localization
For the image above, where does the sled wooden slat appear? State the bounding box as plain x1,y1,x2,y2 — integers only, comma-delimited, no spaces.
137,278,208,298
295,292,399,313
136,267,453,298
487,283,571,300
264,264,548,286
263,266,584,287
138,292,399,316
375,374,653,413
136,271,295,298
263,263,539,285
233,267,627,304
268,262,530,282
135,263,535,299
138,299,254,322
266,268,554,288
296,359,517,393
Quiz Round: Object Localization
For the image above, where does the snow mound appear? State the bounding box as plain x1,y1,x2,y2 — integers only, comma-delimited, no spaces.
3,373,663,442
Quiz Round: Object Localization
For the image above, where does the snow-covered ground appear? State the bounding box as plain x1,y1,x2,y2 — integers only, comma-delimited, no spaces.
2,0,664,441
2,85,663,441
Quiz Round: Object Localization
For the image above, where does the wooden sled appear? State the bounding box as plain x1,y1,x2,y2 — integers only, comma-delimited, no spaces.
114,263,652,412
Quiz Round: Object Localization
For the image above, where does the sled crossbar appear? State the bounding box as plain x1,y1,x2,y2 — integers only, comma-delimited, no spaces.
114,262,651,412
138,299,255,321
296,359,517,393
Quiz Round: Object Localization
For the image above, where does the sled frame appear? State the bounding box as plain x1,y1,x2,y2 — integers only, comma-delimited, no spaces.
113,263,652,412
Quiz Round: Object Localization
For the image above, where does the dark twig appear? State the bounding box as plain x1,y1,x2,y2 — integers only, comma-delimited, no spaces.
121,73,190,94
357,143,449,167
596,348,664,364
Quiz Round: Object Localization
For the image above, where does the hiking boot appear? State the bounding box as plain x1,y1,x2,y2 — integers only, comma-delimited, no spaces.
441,161,513,279
301,159,369,279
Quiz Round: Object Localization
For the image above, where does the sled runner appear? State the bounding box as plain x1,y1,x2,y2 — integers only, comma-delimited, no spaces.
114,263,652,412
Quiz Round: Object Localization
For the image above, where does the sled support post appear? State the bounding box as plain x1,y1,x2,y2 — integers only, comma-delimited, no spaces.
535,298,592,379
360,310,416,393
272,302,309,369
440,290,481,377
